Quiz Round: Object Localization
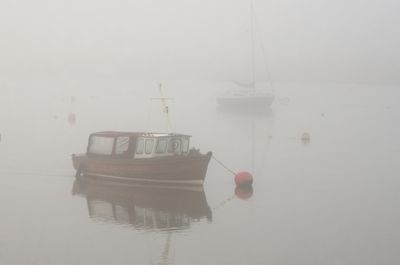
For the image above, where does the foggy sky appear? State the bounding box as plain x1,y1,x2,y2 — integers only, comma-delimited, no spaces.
0,0,399,84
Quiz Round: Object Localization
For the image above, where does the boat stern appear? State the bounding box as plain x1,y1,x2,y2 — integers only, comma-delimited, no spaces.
72,154,85,171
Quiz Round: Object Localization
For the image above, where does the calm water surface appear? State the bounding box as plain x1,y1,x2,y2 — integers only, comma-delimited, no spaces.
0,82,399,264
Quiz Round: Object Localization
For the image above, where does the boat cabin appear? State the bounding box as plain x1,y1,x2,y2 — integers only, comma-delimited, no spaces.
86,131,191,159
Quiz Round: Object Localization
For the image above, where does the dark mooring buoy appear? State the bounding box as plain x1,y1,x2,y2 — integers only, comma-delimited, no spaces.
301,132,310,145
234,171,253,187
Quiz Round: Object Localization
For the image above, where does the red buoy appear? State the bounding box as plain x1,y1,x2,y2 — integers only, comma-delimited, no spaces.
68,113,76,125
234,171,253,187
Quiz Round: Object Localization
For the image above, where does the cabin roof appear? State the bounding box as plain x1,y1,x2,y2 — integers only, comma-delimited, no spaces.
91,131,191,138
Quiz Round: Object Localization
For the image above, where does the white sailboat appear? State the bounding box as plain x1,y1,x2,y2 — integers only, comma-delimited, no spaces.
217,1,274,109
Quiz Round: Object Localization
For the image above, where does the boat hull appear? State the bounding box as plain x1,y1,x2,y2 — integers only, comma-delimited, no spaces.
72,152,212,185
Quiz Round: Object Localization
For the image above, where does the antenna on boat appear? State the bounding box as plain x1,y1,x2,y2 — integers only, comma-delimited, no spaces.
151,83,174,132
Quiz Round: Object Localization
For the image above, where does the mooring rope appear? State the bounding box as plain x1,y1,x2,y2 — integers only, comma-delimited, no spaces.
212,194,236,211
211,155,236,175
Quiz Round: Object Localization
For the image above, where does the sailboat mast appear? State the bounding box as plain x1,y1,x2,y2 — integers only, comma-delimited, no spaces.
250,0,256,90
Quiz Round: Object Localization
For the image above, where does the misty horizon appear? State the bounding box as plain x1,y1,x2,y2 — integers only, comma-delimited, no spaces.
1,0,399,84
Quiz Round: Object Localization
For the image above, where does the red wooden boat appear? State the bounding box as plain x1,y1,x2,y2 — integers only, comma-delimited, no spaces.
72,131,212,185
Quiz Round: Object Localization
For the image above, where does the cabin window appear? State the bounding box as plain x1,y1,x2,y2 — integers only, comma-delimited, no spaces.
115,137,130,155
182,139,189,153
88,136,114,155
156,139,168,153
145,139,154,154
168,139,181,153
135,138,144,154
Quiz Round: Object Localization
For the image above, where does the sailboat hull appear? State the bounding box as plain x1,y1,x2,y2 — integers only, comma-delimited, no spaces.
217,91,274,108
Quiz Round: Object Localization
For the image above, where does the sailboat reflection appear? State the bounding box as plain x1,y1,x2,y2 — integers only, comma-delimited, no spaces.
216,102,274,118
72,177,212,230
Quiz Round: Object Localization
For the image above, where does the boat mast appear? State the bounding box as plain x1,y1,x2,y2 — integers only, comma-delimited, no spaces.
159,84,172,133
151,83,173,133
250,0,256,90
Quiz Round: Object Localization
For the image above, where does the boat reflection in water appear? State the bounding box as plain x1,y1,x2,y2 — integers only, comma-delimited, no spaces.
72,176,212,230
216,101,274,118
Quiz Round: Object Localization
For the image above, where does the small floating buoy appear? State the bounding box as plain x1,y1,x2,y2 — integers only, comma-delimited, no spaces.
235,185,253,200
301,132,310,144
68,113,76,125
234,171,253,187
